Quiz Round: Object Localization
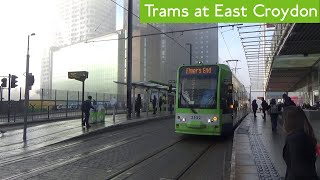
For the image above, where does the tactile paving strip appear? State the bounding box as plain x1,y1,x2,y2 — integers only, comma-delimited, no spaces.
249,122,281,180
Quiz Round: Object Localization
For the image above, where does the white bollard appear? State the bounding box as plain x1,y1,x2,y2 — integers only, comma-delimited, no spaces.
113,105,115,123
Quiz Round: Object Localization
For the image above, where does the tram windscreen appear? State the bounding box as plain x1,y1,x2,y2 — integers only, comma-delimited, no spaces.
178,66,218,109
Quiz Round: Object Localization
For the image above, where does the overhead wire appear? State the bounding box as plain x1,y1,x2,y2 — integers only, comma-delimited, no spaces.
86,24,243,43
108,0,242,61
219,28,233,60
109,0,198,60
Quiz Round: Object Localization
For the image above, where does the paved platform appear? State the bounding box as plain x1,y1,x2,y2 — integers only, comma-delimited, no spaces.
0,112,173,159
231,112,320,180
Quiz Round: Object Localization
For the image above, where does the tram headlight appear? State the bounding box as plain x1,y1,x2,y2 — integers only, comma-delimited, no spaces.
213,116,218,122
208,116,218,123
177,116,186,122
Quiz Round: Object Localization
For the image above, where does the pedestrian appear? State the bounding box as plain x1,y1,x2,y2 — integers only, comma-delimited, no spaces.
152,95,157,114
268,98,280,131
261,98,268,119
282,94,296,107
252,99,258,118
81,96,95,128
159,95,163,112
169,95,173,114
282,106,318,180
135,94,142,117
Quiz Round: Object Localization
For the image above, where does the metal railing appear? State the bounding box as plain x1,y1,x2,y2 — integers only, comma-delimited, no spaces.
0,88,127,123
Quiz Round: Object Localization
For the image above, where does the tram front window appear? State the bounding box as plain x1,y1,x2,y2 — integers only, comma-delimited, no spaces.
178,76,217,109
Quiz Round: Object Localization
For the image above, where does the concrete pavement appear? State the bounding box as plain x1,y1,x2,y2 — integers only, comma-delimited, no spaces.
0,112,173,159
231,112,320,180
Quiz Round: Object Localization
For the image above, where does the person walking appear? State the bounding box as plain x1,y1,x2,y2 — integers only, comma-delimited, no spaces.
81,96,95,128
152,95,157,114
252,99,258,118
268,98,280,131
159,95,163,112
282,106,318,180
261,98,268,119
282,94,296,107
135,94,142,117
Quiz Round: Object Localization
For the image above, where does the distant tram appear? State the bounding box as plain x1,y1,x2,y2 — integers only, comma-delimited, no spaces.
175,64,249,136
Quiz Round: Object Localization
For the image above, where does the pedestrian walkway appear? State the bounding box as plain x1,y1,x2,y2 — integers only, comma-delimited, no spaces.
231,112,320,180
0,112,172,159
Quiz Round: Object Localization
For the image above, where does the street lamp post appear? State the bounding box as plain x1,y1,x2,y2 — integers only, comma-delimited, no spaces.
127,0,133,119
23,33,35,142
186,43,192,65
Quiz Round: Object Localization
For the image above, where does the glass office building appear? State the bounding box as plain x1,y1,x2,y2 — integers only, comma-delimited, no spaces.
51,31,125,99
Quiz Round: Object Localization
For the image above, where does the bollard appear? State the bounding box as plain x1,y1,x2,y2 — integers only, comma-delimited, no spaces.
31,106,34,121
47,106,50,119
13,109,16,122
113,105,115,123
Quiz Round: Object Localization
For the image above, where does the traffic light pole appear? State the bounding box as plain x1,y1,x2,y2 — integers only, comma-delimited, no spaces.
8,74,11,123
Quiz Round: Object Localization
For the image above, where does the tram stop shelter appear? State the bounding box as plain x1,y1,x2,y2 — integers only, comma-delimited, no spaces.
114,81,176,118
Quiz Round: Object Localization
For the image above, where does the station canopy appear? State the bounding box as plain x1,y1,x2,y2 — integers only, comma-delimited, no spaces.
114,81,176,91
267,24,320,92
238,23,320,92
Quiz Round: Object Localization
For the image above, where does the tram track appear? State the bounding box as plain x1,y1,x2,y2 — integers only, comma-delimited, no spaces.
2,135,144,180
175,143,215,180
0,117,129,150
0,121,169,167
1,124,174,180
108,136,216,180
0,118,231,180
0,117,170,159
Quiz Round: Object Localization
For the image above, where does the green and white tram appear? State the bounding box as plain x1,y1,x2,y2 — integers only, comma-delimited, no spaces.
175,64,249,136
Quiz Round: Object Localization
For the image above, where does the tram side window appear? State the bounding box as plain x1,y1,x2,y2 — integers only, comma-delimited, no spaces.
221,83,233,114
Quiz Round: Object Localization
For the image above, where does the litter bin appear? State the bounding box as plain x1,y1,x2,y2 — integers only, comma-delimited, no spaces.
90,109,98,124
97,105,106,122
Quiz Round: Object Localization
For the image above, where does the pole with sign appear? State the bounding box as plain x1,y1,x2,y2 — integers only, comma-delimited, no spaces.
68,71,88,126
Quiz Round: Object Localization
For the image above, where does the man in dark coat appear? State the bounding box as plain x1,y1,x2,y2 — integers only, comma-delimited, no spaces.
81,96,94,128
282,94,296,107
251,99,258,118
261,98,268,119
152,95,157,114
135,94,142,117
159,96,163,112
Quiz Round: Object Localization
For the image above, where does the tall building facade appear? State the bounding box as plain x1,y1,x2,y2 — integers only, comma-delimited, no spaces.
51,31,126,100
123,1,218,85
41,0,117,97
54,0,116,47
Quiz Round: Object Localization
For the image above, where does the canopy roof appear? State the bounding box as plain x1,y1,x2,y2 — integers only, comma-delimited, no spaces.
114,81,176,91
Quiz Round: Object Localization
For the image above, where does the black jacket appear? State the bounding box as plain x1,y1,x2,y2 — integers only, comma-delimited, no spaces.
261,100,268,110
252,101,258,110
283,97,296,107
81,100,94,112
135,97,142,110
283,129,318,180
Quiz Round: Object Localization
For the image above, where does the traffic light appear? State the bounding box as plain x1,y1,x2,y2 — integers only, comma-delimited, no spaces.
27,74,35,87
169,84,172,93
11,75,18,88
1,78,7,87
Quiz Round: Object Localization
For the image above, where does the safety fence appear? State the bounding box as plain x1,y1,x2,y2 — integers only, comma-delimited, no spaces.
0,88,126,123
